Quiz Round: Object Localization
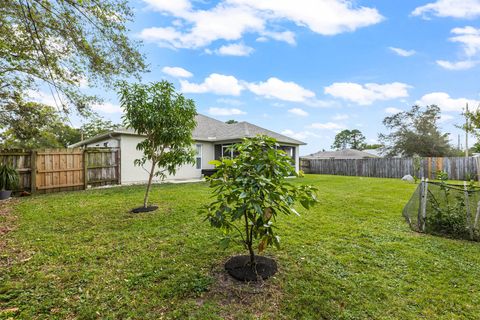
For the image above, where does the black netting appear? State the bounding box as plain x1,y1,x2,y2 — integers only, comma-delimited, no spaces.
403,181,480,241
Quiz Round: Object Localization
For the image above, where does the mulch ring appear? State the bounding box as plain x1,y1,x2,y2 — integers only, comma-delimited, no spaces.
195,256,283,319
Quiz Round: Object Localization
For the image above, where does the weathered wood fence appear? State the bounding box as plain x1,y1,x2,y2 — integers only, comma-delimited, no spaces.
300,157,479,181
0,148,120,194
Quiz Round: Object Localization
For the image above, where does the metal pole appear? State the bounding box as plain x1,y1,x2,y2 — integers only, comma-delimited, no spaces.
465,103,469,158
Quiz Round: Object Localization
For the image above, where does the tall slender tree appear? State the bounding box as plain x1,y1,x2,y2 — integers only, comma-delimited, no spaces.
119,81,197,210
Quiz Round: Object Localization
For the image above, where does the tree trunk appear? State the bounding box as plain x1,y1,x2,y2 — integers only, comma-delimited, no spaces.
247,241,256,265
244,211,256,265
143,161,156,208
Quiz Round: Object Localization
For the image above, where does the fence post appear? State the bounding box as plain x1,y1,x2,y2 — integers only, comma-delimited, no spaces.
418,178,424,231
83,149,88,190
417,178,429,232
30,150,37,194
464,181,474,240
474,201,480,231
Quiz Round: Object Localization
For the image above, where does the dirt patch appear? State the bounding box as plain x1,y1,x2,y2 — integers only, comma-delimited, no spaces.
198,256,283,319
0,199,18,239
0,199,31,268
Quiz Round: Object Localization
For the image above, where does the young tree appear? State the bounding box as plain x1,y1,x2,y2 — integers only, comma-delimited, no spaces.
204,136,318,280
332,129,366,150
119,81,197,211
1,0,146,113
379,105,453,157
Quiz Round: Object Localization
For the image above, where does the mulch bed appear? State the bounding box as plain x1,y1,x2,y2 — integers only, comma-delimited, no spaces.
131,205,159,213
225,255,278,282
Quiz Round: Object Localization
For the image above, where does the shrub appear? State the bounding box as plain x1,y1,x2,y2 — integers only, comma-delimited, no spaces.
203,135,318,266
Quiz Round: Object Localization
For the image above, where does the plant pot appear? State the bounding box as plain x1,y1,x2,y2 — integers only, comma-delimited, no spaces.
0,190,12,200
225,255,278,281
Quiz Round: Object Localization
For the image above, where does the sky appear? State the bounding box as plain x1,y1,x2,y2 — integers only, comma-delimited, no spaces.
37,0,480,155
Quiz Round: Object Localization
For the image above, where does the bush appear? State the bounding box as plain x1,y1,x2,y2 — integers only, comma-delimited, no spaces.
203,135,318,266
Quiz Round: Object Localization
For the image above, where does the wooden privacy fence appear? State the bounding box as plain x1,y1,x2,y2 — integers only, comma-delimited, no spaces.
300,157,479,181
0,148,120,194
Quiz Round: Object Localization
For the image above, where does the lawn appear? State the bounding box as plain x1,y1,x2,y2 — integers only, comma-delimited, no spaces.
1,175,480,319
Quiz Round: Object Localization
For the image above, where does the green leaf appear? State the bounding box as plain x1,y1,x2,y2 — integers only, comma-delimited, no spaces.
209,160,222,166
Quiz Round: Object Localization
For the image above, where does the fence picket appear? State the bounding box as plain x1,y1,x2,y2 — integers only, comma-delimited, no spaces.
300,157,477,181
0,148,120,194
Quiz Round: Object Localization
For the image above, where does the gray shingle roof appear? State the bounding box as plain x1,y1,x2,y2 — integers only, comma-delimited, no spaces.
70,114,304,148
194,114,304,145
302,149,379,159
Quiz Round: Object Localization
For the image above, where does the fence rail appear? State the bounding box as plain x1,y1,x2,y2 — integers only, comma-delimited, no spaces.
0,148,120,194
300,157,479,181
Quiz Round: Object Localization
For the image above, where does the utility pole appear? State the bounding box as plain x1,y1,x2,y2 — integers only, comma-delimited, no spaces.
465,103,469,158
458,134,461,150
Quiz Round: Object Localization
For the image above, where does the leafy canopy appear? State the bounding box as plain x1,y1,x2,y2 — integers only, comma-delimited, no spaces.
332,129,366,150
80,118,119,140
1,0,146,112
379,105,453,157
0,95,80,148
203,135,318,264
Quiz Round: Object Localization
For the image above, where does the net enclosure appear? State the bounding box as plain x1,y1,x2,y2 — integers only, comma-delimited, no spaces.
403,179,480,241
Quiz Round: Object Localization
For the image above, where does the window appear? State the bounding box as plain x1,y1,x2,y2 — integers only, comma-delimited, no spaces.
195,144,202,169
221,145,234,158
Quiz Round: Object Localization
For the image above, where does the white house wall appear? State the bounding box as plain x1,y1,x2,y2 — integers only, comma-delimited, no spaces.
119,135,215,184
86,138,120,148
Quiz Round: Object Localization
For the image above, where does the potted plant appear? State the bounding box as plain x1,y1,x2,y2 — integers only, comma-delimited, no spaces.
0,164,19,200
203,135,318,281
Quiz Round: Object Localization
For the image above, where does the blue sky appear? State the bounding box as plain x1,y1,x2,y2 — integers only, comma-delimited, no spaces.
51,0,480,155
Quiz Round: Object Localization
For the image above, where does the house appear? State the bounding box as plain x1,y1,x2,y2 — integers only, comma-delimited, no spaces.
302,148,379,160
70,114,304,184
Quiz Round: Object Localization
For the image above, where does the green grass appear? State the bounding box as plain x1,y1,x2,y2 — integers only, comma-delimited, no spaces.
2,175,480,319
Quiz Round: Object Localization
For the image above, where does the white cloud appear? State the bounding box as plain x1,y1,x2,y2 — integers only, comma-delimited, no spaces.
384,107,403,114
436,26,480,70
332,113,349,120
281,129,320,140
309,122,346,130
324,82,411,105
144,0,191,15
180,73,328,106
217,98,244,106
247,77,315,102
215,43,254,56
162,66,193,78
416,92,479,112
180,73,244,96
449,26,480,57
92,102,122,114
436,59,479,70
231,0,384,35
139,0,383,49
260,31,296,45
389,47,416,57
208,107,246,116
288,108,309,116
439,114,455,123
412,0,480,19
26,90,60,107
